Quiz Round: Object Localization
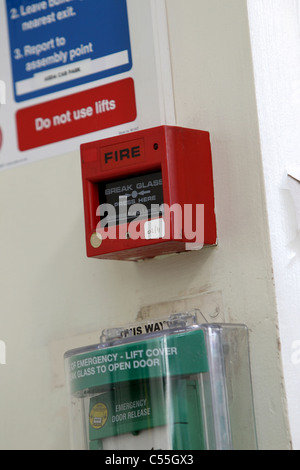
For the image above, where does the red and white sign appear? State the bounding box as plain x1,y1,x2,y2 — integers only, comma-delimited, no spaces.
17,78,136,151
0,0,175,171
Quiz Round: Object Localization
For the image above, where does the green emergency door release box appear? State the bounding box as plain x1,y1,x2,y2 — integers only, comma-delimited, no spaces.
64,313,258,450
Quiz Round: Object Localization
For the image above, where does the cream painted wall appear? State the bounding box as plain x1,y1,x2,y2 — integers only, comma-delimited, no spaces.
0,0,293,450
248,0,300,450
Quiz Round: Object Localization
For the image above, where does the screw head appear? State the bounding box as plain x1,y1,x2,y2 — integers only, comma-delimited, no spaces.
90,232,102,249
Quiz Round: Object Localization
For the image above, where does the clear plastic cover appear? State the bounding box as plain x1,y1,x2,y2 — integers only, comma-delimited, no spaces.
64,313,257,450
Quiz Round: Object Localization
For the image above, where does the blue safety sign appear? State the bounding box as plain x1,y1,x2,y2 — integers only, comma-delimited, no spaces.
6,0,132,102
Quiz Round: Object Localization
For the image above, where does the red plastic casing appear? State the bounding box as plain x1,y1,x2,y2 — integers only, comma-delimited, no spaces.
80,126,217,261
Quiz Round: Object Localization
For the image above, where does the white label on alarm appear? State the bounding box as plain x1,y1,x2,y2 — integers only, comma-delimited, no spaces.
144,219,165,239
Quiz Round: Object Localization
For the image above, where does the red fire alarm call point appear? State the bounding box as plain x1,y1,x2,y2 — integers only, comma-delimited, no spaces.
80,126,217,261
